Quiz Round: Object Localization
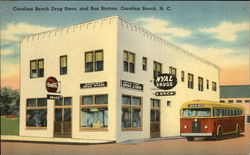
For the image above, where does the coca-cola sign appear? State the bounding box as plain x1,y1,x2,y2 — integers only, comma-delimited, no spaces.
46,76,58,93
154,74,177,90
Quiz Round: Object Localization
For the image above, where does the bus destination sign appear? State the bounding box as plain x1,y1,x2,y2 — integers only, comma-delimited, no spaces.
188,104,205,108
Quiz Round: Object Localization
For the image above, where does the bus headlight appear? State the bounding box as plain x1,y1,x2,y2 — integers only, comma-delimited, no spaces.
204,125,208,129
184,125,188,129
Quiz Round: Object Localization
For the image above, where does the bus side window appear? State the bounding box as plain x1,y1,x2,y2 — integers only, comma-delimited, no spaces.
215,109,222,116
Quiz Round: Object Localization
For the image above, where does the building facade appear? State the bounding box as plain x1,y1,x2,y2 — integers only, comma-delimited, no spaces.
20,16,220,143
220,85,250,124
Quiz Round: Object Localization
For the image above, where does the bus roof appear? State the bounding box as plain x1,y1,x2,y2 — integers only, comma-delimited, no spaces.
181,100,244,109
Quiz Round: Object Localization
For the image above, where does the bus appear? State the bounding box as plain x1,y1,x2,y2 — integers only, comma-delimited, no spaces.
180,100,245,141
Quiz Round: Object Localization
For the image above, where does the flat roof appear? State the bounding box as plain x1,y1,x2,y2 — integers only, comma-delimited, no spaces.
21,16,219,69
220,85,250,98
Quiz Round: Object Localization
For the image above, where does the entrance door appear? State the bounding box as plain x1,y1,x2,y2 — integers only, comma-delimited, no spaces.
54,97,72,138
150,99,160,138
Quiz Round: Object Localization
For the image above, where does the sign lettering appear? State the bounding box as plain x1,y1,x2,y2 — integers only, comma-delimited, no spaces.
46,77,58,93
154,74,177,90
121,80,143,91
80,82,107,89
155,91,176,96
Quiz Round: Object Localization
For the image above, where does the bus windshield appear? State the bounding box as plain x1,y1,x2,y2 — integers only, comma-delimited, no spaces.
182,108,211,117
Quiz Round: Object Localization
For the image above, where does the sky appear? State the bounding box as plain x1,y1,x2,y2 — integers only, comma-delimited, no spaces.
0,1,249,90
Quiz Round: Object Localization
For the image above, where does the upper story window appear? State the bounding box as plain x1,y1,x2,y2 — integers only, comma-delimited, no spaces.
181,71,185,82
30,59,44,78
198,77,204,91
212,81,217,91
206,79,209,89
153,61,162,79
169,67,177,76
188,73,194,89
142,57,147,71
85,50,103,72
123,51,135,73
60,55,67,75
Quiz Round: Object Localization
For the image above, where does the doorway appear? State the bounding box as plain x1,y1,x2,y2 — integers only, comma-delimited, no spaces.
54,97,72,138
150,99,160,138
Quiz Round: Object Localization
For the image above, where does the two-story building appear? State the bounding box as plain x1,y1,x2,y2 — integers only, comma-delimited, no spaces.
20,16,220,143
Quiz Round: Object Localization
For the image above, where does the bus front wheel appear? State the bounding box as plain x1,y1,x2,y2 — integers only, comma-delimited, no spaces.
216,128,222,140
186,137,194,141
235,125,240,137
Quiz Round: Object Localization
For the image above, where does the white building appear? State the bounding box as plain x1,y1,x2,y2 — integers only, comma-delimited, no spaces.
220,85,250,124
20,16,220,143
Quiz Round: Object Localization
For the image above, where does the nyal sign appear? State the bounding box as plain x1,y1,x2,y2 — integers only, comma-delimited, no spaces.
154,74,177,90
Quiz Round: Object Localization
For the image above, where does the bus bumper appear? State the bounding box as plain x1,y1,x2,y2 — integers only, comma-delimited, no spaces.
181,133,213,137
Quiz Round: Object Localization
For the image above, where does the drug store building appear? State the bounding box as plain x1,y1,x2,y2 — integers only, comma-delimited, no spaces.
20,16,220,143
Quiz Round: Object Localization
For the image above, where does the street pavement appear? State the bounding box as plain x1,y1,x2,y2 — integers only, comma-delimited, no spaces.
1,124,250,155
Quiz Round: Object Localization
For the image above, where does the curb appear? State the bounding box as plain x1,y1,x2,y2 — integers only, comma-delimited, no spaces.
1,139,116,145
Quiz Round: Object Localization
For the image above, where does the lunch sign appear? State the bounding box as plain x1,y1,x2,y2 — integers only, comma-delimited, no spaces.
154,73,177,96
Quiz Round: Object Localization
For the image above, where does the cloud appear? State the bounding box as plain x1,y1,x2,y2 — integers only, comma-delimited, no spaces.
1,62,19,78
136,17,192,38
181,44,247,66
1,49,16,56
180,43,249,85
1,22,55,42
199,21,249,41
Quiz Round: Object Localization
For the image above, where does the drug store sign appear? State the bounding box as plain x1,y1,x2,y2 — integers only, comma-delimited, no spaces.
154,74,177,96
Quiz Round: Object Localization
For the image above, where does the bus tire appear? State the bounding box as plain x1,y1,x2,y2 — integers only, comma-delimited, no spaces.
186,137,194,141
235,125,240,137
216,127,222,140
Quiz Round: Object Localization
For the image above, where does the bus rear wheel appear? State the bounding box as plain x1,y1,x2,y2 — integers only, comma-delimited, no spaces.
186,137,194,141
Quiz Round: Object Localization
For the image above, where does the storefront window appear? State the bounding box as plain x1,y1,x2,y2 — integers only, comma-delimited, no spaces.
80,95,108,129
122,95,142,130
26,98,47,128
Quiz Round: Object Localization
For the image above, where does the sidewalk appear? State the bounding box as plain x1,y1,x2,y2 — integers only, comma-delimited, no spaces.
1,135,116,145
1,135,183,145
120,136,183,144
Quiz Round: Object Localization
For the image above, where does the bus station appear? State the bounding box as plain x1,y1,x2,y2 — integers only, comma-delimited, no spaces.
19,16,220,143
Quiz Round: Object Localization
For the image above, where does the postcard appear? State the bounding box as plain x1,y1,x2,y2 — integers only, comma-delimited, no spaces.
1,1,249,155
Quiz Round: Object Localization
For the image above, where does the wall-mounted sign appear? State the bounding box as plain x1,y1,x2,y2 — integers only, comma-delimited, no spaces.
155,91,176,96
80,81,107,89
154,74,177,90
46,76,58,93
47,94,62,100
121,80,143,91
